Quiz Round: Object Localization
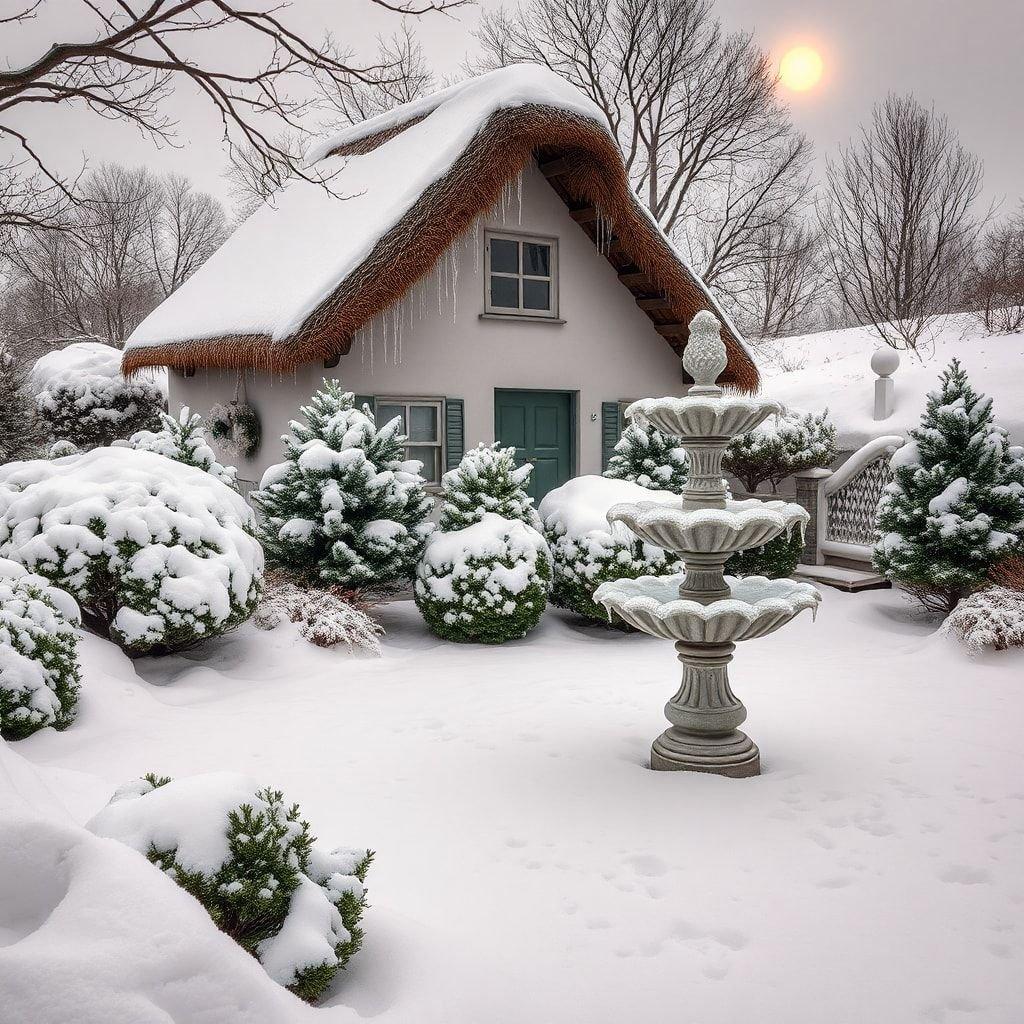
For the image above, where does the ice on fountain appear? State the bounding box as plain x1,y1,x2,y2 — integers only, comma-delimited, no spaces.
627,394,782,439
593,572,821,642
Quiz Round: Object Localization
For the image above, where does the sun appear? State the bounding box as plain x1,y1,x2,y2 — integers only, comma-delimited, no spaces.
779,46,823,92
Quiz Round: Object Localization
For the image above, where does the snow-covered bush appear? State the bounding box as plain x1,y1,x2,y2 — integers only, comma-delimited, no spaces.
724,407,837,493
439,442,541,531
0,447,262,654
875,359,1024,614
254,579,385,654
254,380,432,591
30,342,165,448
726,529,804,580
87,772,372,1004
129,406,237,486
539,476,684,627
46,438,79,459
415,512,551,643
0,559,81,740
0,356,46,464
948,586,1024,652
604,419,689,492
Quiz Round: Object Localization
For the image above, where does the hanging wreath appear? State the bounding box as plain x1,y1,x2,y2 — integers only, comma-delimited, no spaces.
208,375,261,459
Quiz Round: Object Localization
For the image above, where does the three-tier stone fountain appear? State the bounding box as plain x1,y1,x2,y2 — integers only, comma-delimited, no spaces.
594,311,821,778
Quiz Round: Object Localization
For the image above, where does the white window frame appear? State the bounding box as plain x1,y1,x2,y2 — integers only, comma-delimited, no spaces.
484,231,559,318
374,396,445,487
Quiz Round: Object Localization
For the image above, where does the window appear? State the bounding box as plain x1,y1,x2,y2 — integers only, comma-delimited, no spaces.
485,232,558,318
375,398,444,485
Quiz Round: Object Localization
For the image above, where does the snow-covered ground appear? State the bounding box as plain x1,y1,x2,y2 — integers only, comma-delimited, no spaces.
759,315,1024,449
3,588,1022,1024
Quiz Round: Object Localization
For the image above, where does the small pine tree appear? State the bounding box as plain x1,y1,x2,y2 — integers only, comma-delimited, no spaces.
604,420,689,492
254,380,433,590
129,406,237,486
0,357,45,464
439,443,540,531
874,359,1024,613
725,408,836,493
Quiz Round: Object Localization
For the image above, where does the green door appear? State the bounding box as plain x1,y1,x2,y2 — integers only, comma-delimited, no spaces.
494,389,575,502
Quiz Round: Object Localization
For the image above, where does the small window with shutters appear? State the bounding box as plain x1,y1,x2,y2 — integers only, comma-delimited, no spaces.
374,397,445,486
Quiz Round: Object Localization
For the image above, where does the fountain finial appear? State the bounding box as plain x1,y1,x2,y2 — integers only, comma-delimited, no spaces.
683,310,727,395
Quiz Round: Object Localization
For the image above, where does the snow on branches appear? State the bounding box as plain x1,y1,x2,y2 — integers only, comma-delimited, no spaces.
439,442,541,531
130,406,238,487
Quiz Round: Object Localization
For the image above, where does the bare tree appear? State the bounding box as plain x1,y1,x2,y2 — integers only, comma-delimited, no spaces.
735,218,822,339
474,0,812,291
147,173,229,297
819,94,984,351
0,0,466,232
224,131,311,221
4,164,227,346
965,206,1024,335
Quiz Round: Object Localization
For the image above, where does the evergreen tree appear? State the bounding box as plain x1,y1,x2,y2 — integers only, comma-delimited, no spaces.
0,357,45,464
129,406,237,486
874,359,1024,613
604,420,689,492
725,408,836,493
254,380,433,590
439,443,540,531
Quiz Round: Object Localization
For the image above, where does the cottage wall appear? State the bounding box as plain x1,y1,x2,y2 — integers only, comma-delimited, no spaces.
170,162,690,489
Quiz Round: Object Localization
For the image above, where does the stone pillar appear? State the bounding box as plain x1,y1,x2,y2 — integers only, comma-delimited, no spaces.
871,348,900,421
793,468,832,565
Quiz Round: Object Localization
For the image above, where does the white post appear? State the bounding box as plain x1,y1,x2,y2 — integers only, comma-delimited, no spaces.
871,349,900,421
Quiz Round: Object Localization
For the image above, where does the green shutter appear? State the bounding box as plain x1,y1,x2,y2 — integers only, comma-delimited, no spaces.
354,394,376,417
445,398,465,471
601,401,623,471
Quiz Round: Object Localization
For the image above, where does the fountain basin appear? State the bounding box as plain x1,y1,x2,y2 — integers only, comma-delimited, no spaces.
627,395,782,439
607,498,809,555
594,573,821,643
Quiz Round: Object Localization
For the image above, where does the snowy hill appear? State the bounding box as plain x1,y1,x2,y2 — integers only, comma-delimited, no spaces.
757,315,1024,450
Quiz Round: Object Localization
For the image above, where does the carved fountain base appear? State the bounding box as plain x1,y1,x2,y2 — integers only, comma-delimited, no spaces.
650,640,760,777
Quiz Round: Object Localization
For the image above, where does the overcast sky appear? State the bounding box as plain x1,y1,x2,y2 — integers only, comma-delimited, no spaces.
6,0,1023,215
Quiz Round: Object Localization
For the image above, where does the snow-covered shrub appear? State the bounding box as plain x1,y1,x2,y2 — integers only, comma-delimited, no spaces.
0,447,263,654
254,578,385,654
254,380,432,591
539,476,684,627
439,442,541,531
129,406,237,486
948,586,1024,652
46,438,79,459
875,359,1024,614
30,342,165,448
726,529,804,580
415,513,551,643
0,356,46,464
87,772,372,1004
0,559,81,740
724,407,837,493
604,419,689,492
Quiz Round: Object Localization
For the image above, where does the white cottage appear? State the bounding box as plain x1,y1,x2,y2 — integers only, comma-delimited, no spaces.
123,65,758,501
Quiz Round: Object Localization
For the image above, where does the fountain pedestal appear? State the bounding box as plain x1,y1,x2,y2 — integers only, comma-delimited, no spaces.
653,641,759,777
594,310,821,778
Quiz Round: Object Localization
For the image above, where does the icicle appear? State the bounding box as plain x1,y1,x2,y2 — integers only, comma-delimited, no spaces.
369,319,374,373
516,169,523,224
450,247,459,322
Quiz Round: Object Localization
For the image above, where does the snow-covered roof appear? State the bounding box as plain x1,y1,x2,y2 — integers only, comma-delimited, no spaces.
123,65,757,390
761,315,1024,448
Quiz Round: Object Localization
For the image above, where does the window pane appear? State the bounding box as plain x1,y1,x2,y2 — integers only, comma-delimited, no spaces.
490,237,519,274
377,404,405,433
409,404,438,441
522,278,551,311
523,242,550,276
490,275,519,309
408,445,439,484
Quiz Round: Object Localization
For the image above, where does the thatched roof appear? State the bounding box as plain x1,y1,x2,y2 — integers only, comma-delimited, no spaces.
123,66,758,390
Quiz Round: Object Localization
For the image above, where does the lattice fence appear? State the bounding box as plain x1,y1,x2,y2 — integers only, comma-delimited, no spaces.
826,457,893,546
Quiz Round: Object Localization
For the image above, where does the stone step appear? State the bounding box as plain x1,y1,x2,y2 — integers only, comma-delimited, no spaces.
792,564,891,592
